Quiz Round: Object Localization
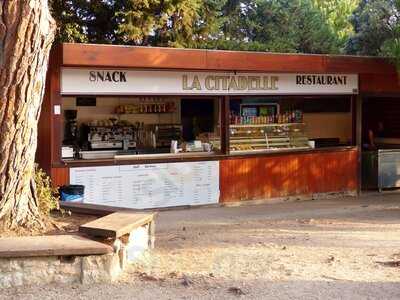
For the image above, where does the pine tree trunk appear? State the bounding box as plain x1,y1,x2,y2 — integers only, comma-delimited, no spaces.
0,1,55,229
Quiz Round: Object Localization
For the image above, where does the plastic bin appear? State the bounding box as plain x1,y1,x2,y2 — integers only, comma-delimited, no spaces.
59,185,85,202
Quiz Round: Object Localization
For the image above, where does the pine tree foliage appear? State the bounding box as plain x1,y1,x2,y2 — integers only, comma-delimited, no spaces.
54,1,400,57
346,0,396,56
116,0,217,47
312,0,359,49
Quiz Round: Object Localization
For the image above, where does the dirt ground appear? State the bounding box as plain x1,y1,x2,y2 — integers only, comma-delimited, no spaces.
3,192,400,299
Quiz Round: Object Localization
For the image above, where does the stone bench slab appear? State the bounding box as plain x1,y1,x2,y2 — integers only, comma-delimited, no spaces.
0,234,113,258
60,202,139,217
79,212,155,239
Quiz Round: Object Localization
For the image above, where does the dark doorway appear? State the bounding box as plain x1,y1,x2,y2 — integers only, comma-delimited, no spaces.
181,99,214,141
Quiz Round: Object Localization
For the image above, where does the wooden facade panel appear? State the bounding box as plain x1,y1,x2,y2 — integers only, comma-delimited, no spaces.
324,56,395,74
63,44,207,70
51,167,69,187
359,73,400,94
50,47,63,165
62,43,394,75
36,69,52,174
219,149,358,202
37,45,63,171
205,51,326,73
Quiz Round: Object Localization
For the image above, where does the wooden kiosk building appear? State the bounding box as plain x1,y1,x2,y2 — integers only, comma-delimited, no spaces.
37,43,400,209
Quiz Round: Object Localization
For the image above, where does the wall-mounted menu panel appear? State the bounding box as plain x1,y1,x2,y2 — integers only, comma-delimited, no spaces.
69,161,219,209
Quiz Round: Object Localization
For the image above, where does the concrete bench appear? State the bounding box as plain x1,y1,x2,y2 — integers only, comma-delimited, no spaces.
0,234,117,288
79,212,156,249
60,201,140,217
79,212,156,268
0,212,156,288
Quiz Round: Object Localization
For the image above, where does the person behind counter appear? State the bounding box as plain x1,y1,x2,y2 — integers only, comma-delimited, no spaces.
365,121,386,150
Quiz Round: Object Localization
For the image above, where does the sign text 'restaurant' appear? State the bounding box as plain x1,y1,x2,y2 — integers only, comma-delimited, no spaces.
296,75,347,85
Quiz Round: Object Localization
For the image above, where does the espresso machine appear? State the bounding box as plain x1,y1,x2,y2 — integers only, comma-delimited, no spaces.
87,124,136,150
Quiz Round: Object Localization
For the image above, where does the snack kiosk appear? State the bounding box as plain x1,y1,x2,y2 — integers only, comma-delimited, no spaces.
36,43,400,209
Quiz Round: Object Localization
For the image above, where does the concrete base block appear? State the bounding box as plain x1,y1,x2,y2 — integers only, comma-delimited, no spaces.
0,224,154,288
81,253,122,284
0,223,154,288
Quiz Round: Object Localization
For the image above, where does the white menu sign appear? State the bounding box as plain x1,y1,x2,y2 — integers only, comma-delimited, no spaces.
69,161,220,209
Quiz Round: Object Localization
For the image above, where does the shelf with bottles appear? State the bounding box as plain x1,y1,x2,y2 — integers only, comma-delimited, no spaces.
86,118,134,128
115,102,177,114
230,123,305,128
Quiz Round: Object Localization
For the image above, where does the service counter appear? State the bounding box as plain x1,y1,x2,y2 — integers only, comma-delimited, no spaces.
60,146,354,166
50,146,358,209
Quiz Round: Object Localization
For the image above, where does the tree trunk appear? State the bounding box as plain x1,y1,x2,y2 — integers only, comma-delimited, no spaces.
0,1,55,229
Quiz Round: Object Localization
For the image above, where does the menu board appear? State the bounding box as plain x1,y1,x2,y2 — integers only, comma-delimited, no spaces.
69,161,219,209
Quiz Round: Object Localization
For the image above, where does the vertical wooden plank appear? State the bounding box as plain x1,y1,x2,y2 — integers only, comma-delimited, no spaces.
269,156,278,198
351,95,356,145
220,96,230,155
51,167,69,187
349,149,359,190
323,152,333,192
37,45,61,174
51,46,63,166
36,64,52,174
264,156,273,198
316,153,324,193
302,153,311,195
355,95,362,194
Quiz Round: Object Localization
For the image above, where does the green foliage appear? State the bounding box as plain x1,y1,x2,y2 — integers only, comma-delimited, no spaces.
263,0,340,53
204,0,340,54
312,0,359,49
345,0,397,56
56,0,400,57
49,0,362,55
382,38,400,69
380,0,400,70
50,0,123,44
34,166,59,216
345,0,400,71
116,0,210,47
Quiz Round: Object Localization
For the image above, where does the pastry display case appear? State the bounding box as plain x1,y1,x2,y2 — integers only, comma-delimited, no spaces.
229,123,310,153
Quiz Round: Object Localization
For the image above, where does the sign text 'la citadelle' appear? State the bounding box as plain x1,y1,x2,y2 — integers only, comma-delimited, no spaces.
182,75,279,91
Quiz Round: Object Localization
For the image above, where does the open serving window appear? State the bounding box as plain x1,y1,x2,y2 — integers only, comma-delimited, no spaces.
61,96,221,160
229,96,353,153
58,68,358,162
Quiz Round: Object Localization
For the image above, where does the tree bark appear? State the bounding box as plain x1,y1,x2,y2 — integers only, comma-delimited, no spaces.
0,1,55,229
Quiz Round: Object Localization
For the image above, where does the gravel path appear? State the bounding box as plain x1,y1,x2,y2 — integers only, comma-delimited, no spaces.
3,192,400,299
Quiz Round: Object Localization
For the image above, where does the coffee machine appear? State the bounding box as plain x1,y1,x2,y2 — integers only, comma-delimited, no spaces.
87,124,136,150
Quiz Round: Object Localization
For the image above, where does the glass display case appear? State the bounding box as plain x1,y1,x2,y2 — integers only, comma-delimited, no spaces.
229,123,310,153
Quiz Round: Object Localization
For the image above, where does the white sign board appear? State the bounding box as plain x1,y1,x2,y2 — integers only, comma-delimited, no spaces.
61,68,359,95
69,161,219,209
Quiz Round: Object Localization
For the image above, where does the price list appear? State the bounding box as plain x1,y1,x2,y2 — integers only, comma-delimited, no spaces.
69,161,219,209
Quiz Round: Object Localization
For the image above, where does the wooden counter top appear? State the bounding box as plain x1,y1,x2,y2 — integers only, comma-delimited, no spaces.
55,146,357,168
